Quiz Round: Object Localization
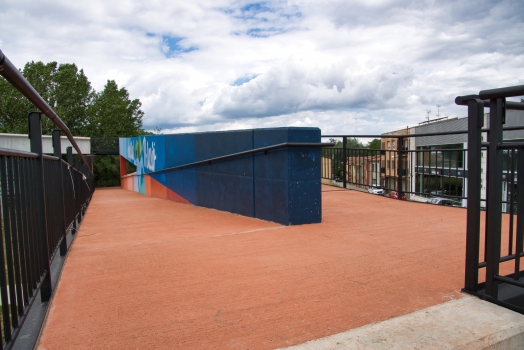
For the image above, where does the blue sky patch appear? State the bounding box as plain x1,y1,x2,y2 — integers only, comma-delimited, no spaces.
162,35,197,57
231,75,258,86
223,1,302,38
246,27,285,38
147,33,198,57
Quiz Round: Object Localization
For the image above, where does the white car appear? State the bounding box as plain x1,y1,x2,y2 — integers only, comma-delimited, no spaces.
368,186,384,195
426,197,462,207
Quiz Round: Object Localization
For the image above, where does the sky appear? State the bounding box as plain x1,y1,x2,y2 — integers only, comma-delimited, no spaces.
1,0,523,137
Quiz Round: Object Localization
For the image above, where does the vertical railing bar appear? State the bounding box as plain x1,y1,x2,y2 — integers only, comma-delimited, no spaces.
450,151,458,197
20,158,35,297
509,148,516,255
7,157,24,318
464,99,483,292
421,149,425,195
447,149,451,196
342,137,347,189
18,158,33,305
28,158,41,289
0,156,13,343
28,112,53,302
484,98,505,300
0,156,19,329
514,149,524,279
397,137,404,199
11,157,29,312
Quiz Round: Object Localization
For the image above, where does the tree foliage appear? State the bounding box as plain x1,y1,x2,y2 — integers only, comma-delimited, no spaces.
87,80,144,137
0,61,95,135
367,138,381,149
0,60,148,187
327,138,382,149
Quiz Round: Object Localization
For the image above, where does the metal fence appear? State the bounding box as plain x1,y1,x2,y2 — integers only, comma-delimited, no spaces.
321,132,469,205
0,51,94,349
458,85,524,313
320,85,524,314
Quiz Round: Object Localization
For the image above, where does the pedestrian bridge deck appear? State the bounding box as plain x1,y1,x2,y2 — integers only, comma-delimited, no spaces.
38,185,470,349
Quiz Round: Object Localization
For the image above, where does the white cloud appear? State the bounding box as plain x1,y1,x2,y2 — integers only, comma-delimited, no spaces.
0,0,523,136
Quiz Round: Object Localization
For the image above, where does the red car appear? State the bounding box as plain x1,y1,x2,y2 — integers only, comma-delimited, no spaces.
388,191,406,200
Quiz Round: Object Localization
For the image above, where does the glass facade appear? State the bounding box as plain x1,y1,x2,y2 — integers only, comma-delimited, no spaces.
417,143,464,169
415,143,465,198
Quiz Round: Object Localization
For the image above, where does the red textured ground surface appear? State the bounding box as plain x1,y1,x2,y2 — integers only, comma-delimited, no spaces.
37,186,470,349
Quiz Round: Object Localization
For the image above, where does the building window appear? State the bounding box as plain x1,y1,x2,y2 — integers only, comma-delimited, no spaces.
416,143,464,168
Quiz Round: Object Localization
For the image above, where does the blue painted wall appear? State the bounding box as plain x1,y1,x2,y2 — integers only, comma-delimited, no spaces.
119,127,321,225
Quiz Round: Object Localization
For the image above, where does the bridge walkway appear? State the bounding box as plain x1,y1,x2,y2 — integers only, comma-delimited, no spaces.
37,186,469,349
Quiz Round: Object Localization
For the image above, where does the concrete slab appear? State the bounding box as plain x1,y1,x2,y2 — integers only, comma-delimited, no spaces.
280,296,524,350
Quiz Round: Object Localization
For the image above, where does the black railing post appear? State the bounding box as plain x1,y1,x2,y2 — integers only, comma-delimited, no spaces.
515,149,524,278
67,146,77,235
342,137,347,189
485,98,505,300
53,130,68,257
28,112,52,302
464,99,484,292
397,137,404,199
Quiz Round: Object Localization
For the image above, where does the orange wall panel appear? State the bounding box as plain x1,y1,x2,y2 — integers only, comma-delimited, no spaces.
145,175,152,197
149,176,168,199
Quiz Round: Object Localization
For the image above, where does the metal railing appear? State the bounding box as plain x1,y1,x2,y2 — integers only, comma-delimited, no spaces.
458,85,524,313
321,86,524,315
0,51,94,349
321,133,469,205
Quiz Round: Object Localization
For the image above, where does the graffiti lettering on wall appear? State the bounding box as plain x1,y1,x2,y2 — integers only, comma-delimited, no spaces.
125,137,157,174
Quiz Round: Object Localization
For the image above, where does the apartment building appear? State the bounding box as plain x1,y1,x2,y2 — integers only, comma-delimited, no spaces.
381,128,410,192
405,110,524,210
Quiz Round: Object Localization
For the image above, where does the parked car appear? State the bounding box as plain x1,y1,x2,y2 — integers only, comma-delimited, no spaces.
426,197,461,207
388,191,406,200
367,186,384,195
430,190,448,196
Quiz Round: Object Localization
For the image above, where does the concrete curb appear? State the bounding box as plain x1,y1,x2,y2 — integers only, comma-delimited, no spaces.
280,296,524,350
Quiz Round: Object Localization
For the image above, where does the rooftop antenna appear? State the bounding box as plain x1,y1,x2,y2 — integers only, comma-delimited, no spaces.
436,104,441,118
426,110,431,123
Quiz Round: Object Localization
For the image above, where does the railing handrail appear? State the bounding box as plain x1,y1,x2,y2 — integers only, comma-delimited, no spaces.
0,50,91,172
321,131,468,138
479,85,524,99
455,95,524,110
322,125,524,140
142,142,334,175
0,147,38,158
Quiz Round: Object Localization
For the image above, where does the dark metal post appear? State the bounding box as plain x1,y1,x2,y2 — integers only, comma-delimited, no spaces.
342,137,347,189
515,149,524,278
28,112,52,302
53,130,68,256
397,137,404,199
67,147,77,235
485,98,505,300
464,99,484,292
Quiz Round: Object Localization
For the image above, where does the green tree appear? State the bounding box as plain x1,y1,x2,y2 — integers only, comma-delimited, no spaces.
87,80,144,137
0,60,148,188
367,138,381,149
0,75,31,133
0,61,95,135
87,80,145,187
328,138,365,148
